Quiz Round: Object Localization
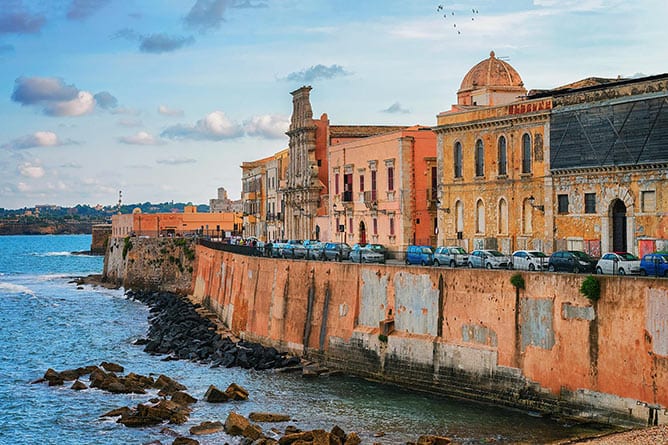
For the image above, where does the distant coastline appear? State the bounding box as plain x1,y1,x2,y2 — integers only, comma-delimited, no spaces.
0,220,98,236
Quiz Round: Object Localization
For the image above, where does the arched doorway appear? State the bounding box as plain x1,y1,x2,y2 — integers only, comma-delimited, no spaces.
358,221,366,245
612,199,627,252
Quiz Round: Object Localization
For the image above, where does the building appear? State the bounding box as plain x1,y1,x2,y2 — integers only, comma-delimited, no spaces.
265,148,288,242
283,86,405,242
328,126,437,256
434,51,551,253
209,187,242,213
111,205,241,239
241,156,272,240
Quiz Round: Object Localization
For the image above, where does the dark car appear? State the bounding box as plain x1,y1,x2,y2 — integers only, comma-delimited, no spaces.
323,242,351,261
305,242,326,260
547,250,596,273
639,252,668,277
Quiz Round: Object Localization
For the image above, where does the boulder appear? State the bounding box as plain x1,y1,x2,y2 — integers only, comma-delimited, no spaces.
101,407,132,418
278,431,314,445
225,383,249,400
331,426,346,442
224,412,250,436
242,423,264,441
160,427,181,437
416,436,452,445
171,391,197,406
284,426,301,435
71,380,87,390
189,421,224,435
249,412,291,422
172,438,199,445
312,429,331,445
154,374,186,395
101,361,125,373
43,368,64,386
344,432,361,445
203,385,229,403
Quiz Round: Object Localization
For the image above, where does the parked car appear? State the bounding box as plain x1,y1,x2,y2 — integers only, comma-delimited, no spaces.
305,242,326,260
596,252,641,275
273,242,294,258
350,245,386,264
547,250,596,273
405,245,434,266
433,246,468,267
468,249,511,269
353,243,388,260
286,240,307,259
639,252,668,277
323,242,351,261
511,250,549,271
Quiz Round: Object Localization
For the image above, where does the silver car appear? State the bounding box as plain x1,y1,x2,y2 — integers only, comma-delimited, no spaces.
433,246,468,267
511,250,549,271
349,246,385,264
596,252,640,275
468,249,511,269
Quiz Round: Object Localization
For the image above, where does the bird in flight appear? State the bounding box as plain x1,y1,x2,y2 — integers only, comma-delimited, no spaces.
436,3,480,35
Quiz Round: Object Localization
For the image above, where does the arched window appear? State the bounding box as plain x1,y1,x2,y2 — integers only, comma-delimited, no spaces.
476,199,485,234
456,200,464,233
475,139,484,177
522,133,532,174
498,136,507,175
523,198,533,234
454,142,463,178
498,198,508,234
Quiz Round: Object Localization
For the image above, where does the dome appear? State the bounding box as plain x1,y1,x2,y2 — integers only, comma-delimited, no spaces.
459,51,524,92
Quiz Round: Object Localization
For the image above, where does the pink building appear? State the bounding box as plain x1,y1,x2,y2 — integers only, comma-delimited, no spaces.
328,126,437,257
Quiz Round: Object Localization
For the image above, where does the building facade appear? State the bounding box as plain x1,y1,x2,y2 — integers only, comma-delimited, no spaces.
241,156,271,240
328,126,437,256
209,187,242,213
265,148,288,242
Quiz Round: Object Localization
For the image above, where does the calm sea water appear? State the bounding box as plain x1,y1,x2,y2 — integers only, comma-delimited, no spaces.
0,234,611,445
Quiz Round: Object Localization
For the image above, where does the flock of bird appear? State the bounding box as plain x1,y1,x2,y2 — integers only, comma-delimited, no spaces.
436,4,480,35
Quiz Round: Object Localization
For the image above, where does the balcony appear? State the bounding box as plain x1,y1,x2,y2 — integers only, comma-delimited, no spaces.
363,190,377,204
342,191,353,202
426,188,438,209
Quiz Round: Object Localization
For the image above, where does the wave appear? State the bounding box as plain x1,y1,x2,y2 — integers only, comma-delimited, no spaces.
31,251,74,257
0,282,35,296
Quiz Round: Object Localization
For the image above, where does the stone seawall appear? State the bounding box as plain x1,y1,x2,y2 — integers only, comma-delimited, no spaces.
103,237,195,295
192,244,668,427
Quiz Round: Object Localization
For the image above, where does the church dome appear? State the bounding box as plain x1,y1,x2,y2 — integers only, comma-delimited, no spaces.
459,51,524,92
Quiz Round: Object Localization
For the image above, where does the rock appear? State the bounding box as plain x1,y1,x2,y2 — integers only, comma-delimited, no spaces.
344,432,361,445
171,391,197,406
160,427,181,437
284,426,301,435
279,431,313,445
243,423,264,441
101,361,124,373
249,412,291,422
118,400,191,427
106,381,129,394
142,441,163,445
225,382,249,400
312,430,331,445
101,407,132,418
154,374,187,394
189,421,224,435
331,426,346,442
373,431,385,438
416,435,452,445
43,368,64,386
173,438,199,445
203,385,229,403
224,412,250,436
71,380,87,390
301,368,319,379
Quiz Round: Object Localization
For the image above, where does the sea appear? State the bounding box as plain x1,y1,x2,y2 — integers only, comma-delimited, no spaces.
0,234,614,445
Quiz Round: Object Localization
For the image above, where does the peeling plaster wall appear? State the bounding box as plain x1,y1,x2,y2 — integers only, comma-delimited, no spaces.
192,245,668,426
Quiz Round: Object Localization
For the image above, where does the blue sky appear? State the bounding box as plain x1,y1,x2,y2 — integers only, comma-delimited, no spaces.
1,0,666,209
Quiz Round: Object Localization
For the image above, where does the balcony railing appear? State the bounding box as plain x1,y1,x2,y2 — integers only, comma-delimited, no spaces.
363,190,377,203
342,191,353,202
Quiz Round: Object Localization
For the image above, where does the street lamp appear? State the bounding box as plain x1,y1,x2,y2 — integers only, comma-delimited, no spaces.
528,195,545,212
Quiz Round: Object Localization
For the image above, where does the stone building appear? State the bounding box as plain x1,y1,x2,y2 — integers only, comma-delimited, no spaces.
209,187,242,213
265,148,288,242
283,86,404,242
241,155,272,240
328,126,437,256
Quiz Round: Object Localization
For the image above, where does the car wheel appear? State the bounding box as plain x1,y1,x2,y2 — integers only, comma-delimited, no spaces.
468,262,473,268
529,264,535,271
596,267,603,275
450,260,456,268
361,257,366,263
434,259,440,267
486,263,493,269
421,260,427,266
573,266,580,274
640,269,647,276
405,259,410,265
335,254,341,262
618,268,625,275
548,265,555,272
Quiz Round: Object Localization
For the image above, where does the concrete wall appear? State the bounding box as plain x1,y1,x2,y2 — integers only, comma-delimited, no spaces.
192,245,668,426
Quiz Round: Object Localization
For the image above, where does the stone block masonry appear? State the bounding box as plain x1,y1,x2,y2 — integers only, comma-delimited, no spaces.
191,245,668,427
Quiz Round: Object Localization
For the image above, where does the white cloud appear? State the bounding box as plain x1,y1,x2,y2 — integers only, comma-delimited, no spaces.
244,114,289,139
156,157,197,165
44,91,95,117
118,131,164,145
19,162,45,178
117,118,143,127
161,111,244,140
2,131,67,149
17,182,31,192
158,105,184,117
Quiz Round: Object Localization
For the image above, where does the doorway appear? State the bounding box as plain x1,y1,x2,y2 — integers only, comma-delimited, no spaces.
611,199,627,252
358,221,366,245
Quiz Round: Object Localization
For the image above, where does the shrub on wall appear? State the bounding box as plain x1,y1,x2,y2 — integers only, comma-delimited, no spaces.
122,237,133,259
510,273,525,290
580,275,601,302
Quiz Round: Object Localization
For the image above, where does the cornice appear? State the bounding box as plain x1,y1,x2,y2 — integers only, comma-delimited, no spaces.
433,112,549,133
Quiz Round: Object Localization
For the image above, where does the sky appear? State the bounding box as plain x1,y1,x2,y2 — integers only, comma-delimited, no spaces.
1,0,666,209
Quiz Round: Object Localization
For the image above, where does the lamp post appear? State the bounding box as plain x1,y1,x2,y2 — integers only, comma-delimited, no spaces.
333,203,345,244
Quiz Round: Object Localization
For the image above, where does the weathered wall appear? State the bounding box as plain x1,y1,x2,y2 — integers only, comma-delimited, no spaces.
104,237,195,295
192,245,668,426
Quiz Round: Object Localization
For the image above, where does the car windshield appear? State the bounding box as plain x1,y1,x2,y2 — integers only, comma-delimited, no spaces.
451,247,466,254
571,251,593,260
421,247,433,254
369,244,384,250
528,251,547,257
618,252,639,261
488,250,504,257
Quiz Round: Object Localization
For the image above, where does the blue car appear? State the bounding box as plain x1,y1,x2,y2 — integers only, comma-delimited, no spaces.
405,245,434,266
640,253,668,277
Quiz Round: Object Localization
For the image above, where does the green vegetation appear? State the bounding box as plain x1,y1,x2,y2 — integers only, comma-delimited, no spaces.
580,275,601,302
378,334,388,343
510,273,525,290
122,237,133,259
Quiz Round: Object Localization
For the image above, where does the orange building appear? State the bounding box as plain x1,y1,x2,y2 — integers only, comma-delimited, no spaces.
328,126,437,255
111,206,241,239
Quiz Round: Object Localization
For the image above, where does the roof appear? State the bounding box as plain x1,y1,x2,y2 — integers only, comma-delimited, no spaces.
329,125,408,139
459,51,524,92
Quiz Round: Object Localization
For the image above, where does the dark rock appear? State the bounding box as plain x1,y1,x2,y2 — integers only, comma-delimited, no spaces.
101,361,125,373
189,421,224,435
279,431,313,445
284,426,301,435
224,412,250,436
102,407,132,418
71,380,87,390
331,426,346,442
154,374,187,395
242,423,264,441
160,427,181,437
171,391,197,406
416,435,452,445
249,412,291,422
203,385,229,403
225,383,249,400
173,438,199,445
344,432,361,445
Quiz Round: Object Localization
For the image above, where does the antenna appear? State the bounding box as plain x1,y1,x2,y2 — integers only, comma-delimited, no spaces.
497,56,511,61
117,190,123,214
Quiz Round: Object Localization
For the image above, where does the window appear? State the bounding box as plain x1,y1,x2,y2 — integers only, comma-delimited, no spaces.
373,218,378,235
642,190,656,212
558,194,569,213
371,170,377,200
454,142,463,178
522,133,532,173
476,199,485,234
387,166,395,191
389,217,395,235
498,198,508,234
455,200,464,233
584,193,596,214
359,175,365,192
475,139,484,177
523,198,533,234
343,173,353,201
348,217,353,233
334,173,339,195
498,136,507,175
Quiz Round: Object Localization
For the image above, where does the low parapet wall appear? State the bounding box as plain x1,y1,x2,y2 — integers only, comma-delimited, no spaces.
192,245,668,426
